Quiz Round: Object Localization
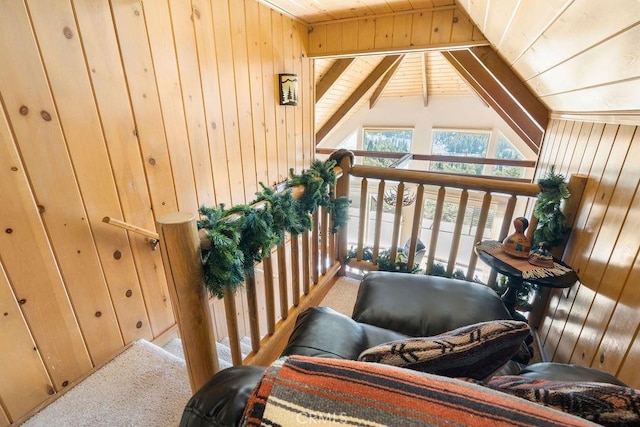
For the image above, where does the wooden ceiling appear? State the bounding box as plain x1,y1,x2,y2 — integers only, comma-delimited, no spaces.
262,0,640,139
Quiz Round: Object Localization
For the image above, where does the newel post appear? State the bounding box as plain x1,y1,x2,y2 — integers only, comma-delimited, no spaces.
329,150,353,276
156,212,219,392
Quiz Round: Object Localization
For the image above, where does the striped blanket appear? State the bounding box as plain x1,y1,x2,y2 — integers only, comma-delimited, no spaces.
241,356,594,426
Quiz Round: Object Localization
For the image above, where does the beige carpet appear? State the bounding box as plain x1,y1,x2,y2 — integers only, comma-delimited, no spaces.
319,276,361,316
23,340,191,427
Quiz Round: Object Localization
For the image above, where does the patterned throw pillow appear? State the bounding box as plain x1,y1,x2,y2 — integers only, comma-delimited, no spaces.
486,376,640,426
358,320,530,380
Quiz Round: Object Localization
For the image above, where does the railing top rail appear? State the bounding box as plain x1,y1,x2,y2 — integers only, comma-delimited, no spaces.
349,164,541,197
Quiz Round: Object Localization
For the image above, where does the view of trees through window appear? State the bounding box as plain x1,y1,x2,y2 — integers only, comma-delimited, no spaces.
491,135,525,178
362,128,412,167
429,130,489,175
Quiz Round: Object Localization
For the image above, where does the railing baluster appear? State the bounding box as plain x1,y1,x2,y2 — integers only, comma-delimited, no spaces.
357,178,368,260
302,230,310,294
312,210,320,284
262,254,276,335
245,274,260,353
407,184,425,268
426,187,446,274
447,189,469,276
321,207,328,275
291,234,300,307
223,287,243,366
372,180,385,263
389,182,405,263
277,241,288,320
466,192,492,281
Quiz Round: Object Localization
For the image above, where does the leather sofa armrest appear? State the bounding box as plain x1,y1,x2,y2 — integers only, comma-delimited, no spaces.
180,366,265,427
518,362,627,386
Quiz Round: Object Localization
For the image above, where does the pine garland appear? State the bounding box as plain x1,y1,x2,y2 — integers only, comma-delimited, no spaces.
198,159,350,298
533,166,571,248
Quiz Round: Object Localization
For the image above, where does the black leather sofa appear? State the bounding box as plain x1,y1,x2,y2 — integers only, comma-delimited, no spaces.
180,272,626,426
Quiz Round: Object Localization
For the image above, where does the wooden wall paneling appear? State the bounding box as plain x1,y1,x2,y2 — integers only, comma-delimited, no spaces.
292,20,305,172
0,0,110,378
608,251,640,385
392,13,412,47
258,3,280,186
618,329,640,386
529,23,640,97
142,1,199,212
324,22,343,53
496,0,572,65
0,407,8,427
230,0,260,199
481,0,517,49
111,0,176,336
463,0,488,33
162,0,215,209
357,18,376,51
283,17,297,174
551,125,633,363
302,34,314,165
192,0,232,205
72,0,156,343
513,0,640,81
566,122,593,175
308,22,327,55
450,5,476,43
410,10,433,46
569,131,640,369
271,12,289,182
541,79,640,113
341,21,359,52
373,15,395,50
0,251,52,421
430,8,454,44
211,0,248,203
111,1,178,216
27,0,140,362
0,99,91,390
554,121,576,174
245,0,270,186
538,121,591,348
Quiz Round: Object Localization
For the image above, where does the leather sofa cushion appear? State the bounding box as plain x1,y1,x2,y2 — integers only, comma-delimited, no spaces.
280,306,407,360
352,271,512,337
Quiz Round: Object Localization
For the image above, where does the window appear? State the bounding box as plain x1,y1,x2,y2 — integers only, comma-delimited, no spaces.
429,129,490,175
491,135,525,178
362,128,412,167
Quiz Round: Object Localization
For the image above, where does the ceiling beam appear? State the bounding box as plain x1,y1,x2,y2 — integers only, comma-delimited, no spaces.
369,55,404,109
421,52,428,107
469,46,548,131
443,49,545,153
315,58,354,102
316,55,402,144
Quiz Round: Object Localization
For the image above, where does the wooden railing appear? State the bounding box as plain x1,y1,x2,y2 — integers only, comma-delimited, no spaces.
152,150,586,393
345,165,542,284
155,152,352,392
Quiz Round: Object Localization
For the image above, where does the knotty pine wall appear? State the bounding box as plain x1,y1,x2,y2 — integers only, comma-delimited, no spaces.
536,118,640,388
0,0,312,423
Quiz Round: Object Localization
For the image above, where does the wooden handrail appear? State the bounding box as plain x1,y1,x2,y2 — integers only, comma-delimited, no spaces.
102,216,159,240
350,164,541,196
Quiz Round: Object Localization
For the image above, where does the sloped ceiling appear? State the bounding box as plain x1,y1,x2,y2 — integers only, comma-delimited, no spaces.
263,0,640,136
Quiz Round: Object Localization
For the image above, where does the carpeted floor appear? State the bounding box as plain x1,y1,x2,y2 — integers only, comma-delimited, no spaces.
23,340,191,427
